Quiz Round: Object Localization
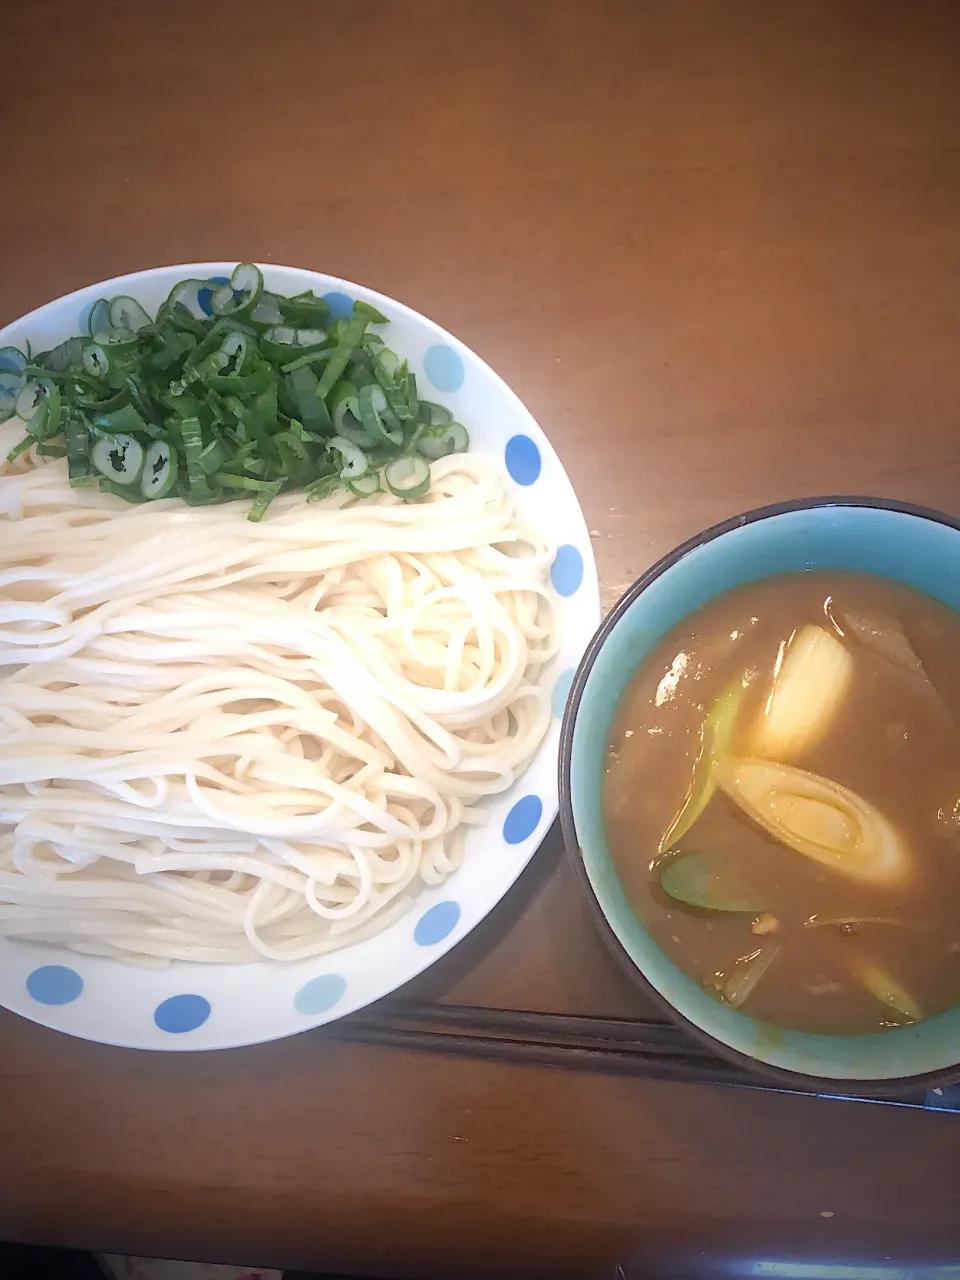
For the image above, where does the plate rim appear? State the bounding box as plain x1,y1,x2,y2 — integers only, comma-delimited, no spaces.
0,262,601,1051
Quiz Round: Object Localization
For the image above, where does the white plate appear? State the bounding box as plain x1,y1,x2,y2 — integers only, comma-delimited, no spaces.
0,263,600,1050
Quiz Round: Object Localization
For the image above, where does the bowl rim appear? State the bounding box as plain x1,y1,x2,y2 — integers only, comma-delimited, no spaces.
559,494,960,1096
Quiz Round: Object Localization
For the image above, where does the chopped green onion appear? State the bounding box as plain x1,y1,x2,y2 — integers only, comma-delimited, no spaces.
92,326,139,349
279,348,333,374
419,399,453,426
277,291,331,327
91,432,144,485
15,378,50,421
165,278,216,321
329,435,368,479
82,344,109,378
64,417,93,487
286,365,332,435
357,383,402,446
249,293,284,329
353,299,389,325
347,471,381,497
0,371,25,423
88,299,111,336
216,472,282,491
305,472,342,502
27,382,61,440
4,266,468,516
384,455,430,499
417,421,469,459
196,439,227,475
91,402,151,436
178,416,211,496
211,263,264,318
262,325,328,365
141,441,178,499
5,435,33,464
315,315,367,400
108,296,152,332
0,346,27,377
247,480,282,522
36,337,85,373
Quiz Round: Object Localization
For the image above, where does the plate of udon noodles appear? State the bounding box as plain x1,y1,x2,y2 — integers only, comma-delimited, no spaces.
0,264,599,1048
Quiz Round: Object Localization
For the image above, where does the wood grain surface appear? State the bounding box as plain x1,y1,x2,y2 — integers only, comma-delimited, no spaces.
5,1,960,1275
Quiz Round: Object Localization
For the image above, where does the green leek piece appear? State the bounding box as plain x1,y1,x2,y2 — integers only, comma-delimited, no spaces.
851,956,922,1023
718,943,782,1009
659,679,745,854
753,625,853,759
659,851,767,914
716,757,910,886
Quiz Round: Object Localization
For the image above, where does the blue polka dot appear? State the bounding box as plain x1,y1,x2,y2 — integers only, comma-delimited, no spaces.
551,668,575,718
414,900,461,946
322,291,354,319
551,544,584,597
198,276,230,317
505,434,542,486
154,994,211,1034
424,344,465,393
294,973,347,1016
27,965,83,1006
503,794,543,844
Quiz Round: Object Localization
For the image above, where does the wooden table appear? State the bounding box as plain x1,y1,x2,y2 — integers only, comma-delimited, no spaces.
4,2,960,1276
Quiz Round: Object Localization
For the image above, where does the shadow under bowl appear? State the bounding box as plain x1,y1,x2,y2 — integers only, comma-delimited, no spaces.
559,496,960,1094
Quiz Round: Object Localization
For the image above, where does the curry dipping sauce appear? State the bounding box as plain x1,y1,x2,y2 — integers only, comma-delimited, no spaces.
602,571,960,1035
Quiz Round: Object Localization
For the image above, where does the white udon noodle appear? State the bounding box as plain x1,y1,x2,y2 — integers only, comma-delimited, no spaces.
0,420,559,965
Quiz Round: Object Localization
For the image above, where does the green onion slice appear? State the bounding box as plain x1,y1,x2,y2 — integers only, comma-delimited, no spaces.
277,291,331,327
348,471,381,497
141,441,178,499
384,455,430,499
88,299,111,337
329,435,368,479
91,431,144,485
357,383,402,446
15,378,53,423
249,292,284,329
109,296,152,332
165,278,216,320
82,344,109,378
92,326,139,351
419,399,453,427
417,421,469,459
212,263,264,318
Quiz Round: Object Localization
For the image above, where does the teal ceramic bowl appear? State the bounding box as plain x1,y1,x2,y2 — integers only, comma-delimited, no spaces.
560,497,960,1092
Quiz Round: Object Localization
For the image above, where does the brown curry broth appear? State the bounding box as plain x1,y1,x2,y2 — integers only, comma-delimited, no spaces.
602,571,960,1034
